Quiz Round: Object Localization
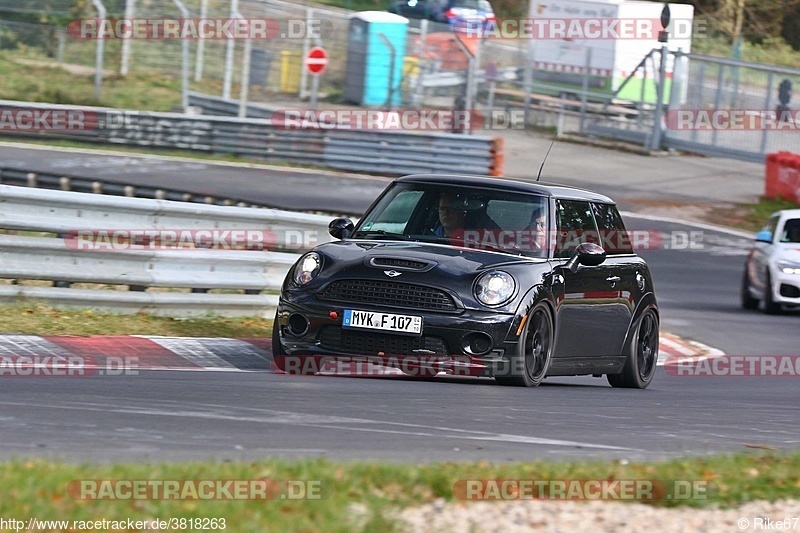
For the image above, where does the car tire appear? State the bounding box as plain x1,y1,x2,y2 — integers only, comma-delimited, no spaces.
741,268,759,310
607,309,658,389
763,271,782,315
495,303,553,387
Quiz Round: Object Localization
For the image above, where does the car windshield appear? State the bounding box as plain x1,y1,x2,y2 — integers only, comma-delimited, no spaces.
780,218,800,243
352,182,549,258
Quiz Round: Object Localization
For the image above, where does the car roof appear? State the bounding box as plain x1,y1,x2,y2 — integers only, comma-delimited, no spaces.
396,174,615,203
775,209,800,218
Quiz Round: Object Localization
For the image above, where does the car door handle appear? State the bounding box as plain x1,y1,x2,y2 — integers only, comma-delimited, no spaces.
606,276,621,283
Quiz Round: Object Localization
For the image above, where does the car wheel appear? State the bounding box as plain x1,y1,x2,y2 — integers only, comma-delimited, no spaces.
763,271,782,315
607,309,658,389
496,303,553,387
741,268,759,310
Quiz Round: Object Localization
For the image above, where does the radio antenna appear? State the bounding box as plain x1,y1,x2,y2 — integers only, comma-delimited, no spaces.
536,136,557,182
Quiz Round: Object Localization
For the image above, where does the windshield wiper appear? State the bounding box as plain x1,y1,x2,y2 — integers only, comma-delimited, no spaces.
353,230,414,241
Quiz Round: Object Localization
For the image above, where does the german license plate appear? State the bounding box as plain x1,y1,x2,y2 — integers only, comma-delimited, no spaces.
342,309,423,335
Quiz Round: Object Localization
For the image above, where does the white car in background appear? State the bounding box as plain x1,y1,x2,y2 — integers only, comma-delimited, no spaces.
742,209,800,314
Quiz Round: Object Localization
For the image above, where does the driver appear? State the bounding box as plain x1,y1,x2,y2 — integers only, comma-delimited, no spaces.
433,192,469,238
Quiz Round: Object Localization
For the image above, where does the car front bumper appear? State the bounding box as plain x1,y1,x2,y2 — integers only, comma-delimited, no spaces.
772,271,800,305
274,291,523,375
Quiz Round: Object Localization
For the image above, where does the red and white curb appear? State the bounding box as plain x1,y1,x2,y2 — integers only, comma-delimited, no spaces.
657,332,726,366
0,331,720,374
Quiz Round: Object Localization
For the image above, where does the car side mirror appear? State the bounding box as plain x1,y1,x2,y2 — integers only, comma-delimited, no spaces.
755,230,773,243
564,242,607,273
329,217,354,240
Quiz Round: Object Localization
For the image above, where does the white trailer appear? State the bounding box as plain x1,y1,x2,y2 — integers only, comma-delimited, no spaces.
523,0,694,102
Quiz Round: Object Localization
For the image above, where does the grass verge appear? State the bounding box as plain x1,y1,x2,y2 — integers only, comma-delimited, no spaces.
0,452,798,531
708,196,800,233
0,302,272,337
0,52,181,111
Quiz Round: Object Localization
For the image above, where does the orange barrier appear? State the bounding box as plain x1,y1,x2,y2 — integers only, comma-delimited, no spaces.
765,151,800,204
489,137,504,177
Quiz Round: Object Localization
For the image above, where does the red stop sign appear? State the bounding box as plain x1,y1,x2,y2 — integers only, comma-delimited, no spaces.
306,47,328,75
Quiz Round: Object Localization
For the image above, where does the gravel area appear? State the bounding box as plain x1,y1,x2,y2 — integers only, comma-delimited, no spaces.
398,498,800,532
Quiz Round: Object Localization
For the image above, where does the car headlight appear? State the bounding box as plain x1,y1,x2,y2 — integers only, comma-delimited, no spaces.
778,260,800,275
475,271,516,306
293,252,322,286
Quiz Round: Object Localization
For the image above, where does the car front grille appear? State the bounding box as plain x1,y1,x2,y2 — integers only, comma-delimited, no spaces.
319,279,457,311
318,326,449,356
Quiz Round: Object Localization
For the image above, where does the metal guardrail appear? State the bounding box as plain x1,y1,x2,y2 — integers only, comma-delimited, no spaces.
0,100,503,176
0,183,333,249
0,184,337,316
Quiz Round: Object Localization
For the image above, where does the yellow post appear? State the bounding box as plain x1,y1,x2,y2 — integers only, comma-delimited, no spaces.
280,51,302,93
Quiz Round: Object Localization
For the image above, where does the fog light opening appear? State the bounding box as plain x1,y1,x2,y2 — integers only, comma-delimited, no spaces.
287,313,310,336
462,332,494,356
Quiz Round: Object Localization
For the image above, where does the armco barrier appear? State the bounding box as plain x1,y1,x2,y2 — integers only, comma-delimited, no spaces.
0,100,502,176
765,151,800,205
0,184,337,316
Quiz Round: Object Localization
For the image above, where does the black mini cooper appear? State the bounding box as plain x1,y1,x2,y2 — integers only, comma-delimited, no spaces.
273,175,659,388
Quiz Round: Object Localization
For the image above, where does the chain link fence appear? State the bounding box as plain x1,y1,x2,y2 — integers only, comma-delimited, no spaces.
1,1,798,160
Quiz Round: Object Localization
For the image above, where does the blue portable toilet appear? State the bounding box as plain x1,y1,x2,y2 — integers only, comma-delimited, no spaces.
344,12,408,107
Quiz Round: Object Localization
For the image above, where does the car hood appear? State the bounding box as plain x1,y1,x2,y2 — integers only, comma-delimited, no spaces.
772,244,800,263
317,239,540,269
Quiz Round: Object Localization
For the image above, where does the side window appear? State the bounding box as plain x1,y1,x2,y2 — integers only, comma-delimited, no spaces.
591,203,633,255
555,200,598,258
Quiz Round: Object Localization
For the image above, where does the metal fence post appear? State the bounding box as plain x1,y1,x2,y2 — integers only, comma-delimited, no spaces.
194,0,209,82
760,72,775,156
523,40,534,127
412,19,428,109
239,35,253,118
299,7,314,99
120,0,136,75
173,0,190,111
649,46,668,151
223,0,240,99
711,63,725,147
91,0,106,101
57,30,66,64
579,47,592,134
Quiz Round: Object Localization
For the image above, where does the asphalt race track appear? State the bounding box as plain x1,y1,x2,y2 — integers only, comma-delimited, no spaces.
0,144,387,214
1,147,798,462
